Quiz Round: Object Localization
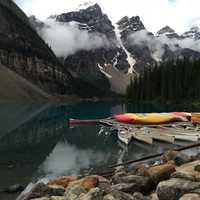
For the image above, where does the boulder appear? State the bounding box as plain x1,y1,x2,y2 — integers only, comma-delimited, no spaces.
103,189,134,200
161,151,191,166
111,183,137,193
149,193,159,200
157,178,200,200
147,162,176,184
80,176,99,191
23,183,65,200
103,194,116,200
172,160,200,182
30,198,50,200
132,192,148,200
48,176,77,188
79,187,104,200
51,197,65,200
112,170,127,184
194,165,200,172
4,184,25,193
64,179,87,200
179,193,200,200
112,175,151,193
96,177,112,194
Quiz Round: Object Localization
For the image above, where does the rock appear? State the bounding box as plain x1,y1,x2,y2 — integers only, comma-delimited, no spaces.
194,165,200,172
64,179,87,200
48,176,77,188
103,194,116,200
51,197,65,200
96,177,112,194
79,187,104,200
112,175,151,193
103,189,134,200
112,170,127,184
30,197,50,200
179,193,200,200
113,176,150,194
149,193,159,200
133,192,148,200
111,183,136,193
24,183,65,200
147,162,176,184
4,184,25,193
157,178,200,200
161,151,191,166
80,176,99,191
172,160,200,182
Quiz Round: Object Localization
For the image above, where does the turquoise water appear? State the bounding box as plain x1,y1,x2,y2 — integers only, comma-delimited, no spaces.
0,102,199,199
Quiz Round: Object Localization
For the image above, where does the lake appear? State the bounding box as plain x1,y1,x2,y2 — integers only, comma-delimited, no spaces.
0,102,199,199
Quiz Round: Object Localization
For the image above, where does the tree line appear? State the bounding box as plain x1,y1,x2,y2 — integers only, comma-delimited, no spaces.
126,58,200,103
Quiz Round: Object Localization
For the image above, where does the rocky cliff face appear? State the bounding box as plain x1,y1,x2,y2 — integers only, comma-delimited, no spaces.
55,4,133,95
0,0,76,100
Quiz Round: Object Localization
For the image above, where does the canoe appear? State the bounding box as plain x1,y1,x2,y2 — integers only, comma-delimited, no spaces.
192,113,200,124
132,132,153,144
113,112,189,125
166,134,199,142
147,131,175,143
69,118,100,126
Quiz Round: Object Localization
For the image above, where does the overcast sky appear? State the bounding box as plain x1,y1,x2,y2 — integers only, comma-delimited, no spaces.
14,0,200,34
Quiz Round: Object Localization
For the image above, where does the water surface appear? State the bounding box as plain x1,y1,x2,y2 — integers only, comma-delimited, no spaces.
0,102,199,199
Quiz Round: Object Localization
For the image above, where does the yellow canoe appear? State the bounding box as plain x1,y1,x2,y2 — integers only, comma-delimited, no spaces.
192,113,200,124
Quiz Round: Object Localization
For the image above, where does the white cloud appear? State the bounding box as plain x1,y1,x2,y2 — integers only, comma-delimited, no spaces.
14,0,200,34
129,30,165,62
39,20,110,57
129,29,200,61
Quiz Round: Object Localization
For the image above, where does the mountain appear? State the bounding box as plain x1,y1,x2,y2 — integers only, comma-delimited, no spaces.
0,0,77,102
181,26,200,40
55,3,134,95
156,26,180,39
28,3,200,96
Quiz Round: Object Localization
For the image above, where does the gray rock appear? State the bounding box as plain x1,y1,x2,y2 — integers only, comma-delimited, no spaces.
79,188,104,200
23,183,65,200
4,184,25,193
157,178,200,200
161,151,191,166
103,189,134,200
112,170,127,184
172,160,200,182
112,175,151,193
111,183,136,193
64,179,87,200
179,193,200,200
194,164,200,172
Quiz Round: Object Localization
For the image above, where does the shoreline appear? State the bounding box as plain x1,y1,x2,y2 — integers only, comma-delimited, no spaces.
16,149,200,200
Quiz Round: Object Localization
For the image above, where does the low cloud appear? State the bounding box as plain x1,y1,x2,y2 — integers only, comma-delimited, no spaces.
129,30,165,62
38,19,110,57
129,29,200,61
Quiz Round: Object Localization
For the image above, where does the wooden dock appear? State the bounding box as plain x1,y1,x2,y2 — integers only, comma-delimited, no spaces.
99,119,200,145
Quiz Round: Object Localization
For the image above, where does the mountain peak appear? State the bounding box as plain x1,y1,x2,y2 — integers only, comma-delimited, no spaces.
182,26,200,40
56,3,104,23
117,16,145,31
56,3,114,39
157,26,179,39
76,1,96,10
157,26,175,35
117,16,145,40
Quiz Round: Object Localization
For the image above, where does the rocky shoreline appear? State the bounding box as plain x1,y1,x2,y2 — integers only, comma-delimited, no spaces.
17,150,200,200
